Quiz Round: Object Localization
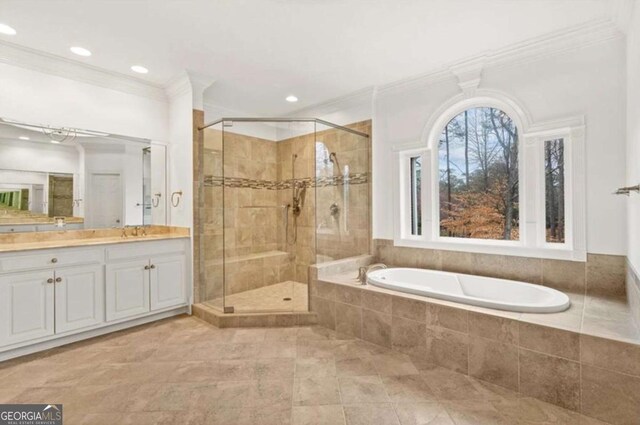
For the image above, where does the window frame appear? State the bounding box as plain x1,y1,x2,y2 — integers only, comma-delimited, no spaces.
393,93,586,262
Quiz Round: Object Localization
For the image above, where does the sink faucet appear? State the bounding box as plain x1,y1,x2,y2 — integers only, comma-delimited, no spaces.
357,263,387,285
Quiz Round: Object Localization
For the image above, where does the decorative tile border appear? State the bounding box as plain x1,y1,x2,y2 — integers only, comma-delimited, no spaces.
204,173,369,189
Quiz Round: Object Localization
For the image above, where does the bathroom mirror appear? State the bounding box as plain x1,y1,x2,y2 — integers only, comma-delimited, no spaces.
0,117,167,233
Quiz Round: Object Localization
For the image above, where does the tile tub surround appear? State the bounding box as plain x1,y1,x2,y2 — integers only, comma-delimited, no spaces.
310,270,640,424
374,239,627,298
0,315,611,425
627,259,640,330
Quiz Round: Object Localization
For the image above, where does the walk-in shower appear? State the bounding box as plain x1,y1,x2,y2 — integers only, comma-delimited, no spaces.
198,118,370,314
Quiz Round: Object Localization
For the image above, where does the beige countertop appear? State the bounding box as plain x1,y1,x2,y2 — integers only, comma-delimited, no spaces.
0,226,190,253
0,217,85,226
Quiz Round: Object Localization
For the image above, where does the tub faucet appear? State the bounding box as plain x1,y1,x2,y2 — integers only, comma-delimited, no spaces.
357,263,387,285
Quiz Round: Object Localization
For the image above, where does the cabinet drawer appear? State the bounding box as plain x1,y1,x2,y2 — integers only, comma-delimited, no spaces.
0,248,104,273
106,239,187,262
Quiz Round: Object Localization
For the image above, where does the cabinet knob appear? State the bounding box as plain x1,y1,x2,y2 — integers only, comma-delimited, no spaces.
51,258,58,264
47,278,54,284
55,277,62,283
150,264,156,269
144,265,150,270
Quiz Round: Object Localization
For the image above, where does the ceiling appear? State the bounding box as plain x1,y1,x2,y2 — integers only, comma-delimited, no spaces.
0,0,622,115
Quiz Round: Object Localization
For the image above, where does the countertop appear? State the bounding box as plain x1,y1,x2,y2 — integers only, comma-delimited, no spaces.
0,226,190,253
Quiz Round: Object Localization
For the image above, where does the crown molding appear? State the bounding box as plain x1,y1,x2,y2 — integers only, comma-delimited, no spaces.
611,0,635,34
377,18,623,95
164,72,192,101
287,86,375,118
0,40,167,102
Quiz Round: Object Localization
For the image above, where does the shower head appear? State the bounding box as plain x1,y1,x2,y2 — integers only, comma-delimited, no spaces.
329,152,340,169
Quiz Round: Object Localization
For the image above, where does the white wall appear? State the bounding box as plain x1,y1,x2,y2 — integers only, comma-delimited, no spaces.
0,140,79,174
0,62,180,226
0,63,169,141
167,89,193,228
373,39,628,256
627,5,640,271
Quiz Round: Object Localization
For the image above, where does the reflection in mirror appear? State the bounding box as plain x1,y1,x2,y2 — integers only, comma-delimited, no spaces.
0,117,167,233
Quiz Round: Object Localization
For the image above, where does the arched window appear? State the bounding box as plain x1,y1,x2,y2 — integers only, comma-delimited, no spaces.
395,93,585,261
438,107,519,241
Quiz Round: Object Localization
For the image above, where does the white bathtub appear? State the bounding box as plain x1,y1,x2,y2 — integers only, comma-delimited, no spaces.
367,268,570,313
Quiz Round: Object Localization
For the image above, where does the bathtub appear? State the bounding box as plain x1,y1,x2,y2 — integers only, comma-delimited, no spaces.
366,268,570,313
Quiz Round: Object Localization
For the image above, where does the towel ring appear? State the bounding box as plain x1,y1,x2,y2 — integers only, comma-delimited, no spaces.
152,193,162,208
171,191,183,207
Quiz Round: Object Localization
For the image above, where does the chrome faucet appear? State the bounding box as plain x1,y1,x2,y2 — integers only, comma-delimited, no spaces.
357,263,387,285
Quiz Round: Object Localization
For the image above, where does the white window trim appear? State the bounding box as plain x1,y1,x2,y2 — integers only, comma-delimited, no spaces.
393,91,586,262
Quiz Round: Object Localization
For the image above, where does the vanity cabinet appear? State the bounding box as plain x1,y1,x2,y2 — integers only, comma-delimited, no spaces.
106,259,151,321
150,255,187,311
105,241,187,321
0,260,105,346
0,270,55,347
0,237,189,357
54,264,105,334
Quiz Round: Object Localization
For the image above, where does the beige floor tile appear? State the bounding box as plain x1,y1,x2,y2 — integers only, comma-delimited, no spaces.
394,402,454,425
206,405,292,425
343,403,400,425
421,367,485,401
443,400,511,425
339,375,390,403
205,280,308,313
382,374,437,403
0,315,613,425
295,357,337,378
292,405,346,425
293,376,341,406
335,357,378,376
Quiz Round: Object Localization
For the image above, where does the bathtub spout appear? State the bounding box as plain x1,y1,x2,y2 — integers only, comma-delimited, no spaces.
357,263,387,285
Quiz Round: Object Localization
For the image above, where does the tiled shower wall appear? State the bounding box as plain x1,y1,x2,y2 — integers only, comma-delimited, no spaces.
202,128,295,298
196,120,372,303
374,239,627,297
275,120,372,283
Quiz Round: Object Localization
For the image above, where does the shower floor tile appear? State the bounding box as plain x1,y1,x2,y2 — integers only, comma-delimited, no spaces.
205,281,308,313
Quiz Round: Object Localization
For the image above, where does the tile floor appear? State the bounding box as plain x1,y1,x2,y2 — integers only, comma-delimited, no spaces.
0,315,610,425
205,281,308,313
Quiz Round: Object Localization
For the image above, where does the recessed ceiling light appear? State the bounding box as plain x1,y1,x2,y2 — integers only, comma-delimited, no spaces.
286,95,298,103
131,65,148,74
19,136,29,140
70,46,92,57
0,24,16,36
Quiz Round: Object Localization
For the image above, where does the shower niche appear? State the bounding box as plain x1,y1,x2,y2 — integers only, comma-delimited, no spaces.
200,119,370,314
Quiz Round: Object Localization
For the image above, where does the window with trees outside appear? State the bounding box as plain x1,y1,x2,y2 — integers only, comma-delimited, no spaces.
397,97,584,260
545,138,565,243
438,107,519,241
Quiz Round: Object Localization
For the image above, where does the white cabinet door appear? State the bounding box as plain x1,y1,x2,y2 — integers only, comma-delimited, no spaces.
105,260,150,321
55,265,105,333
0,270,54,347
150,255,186,311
